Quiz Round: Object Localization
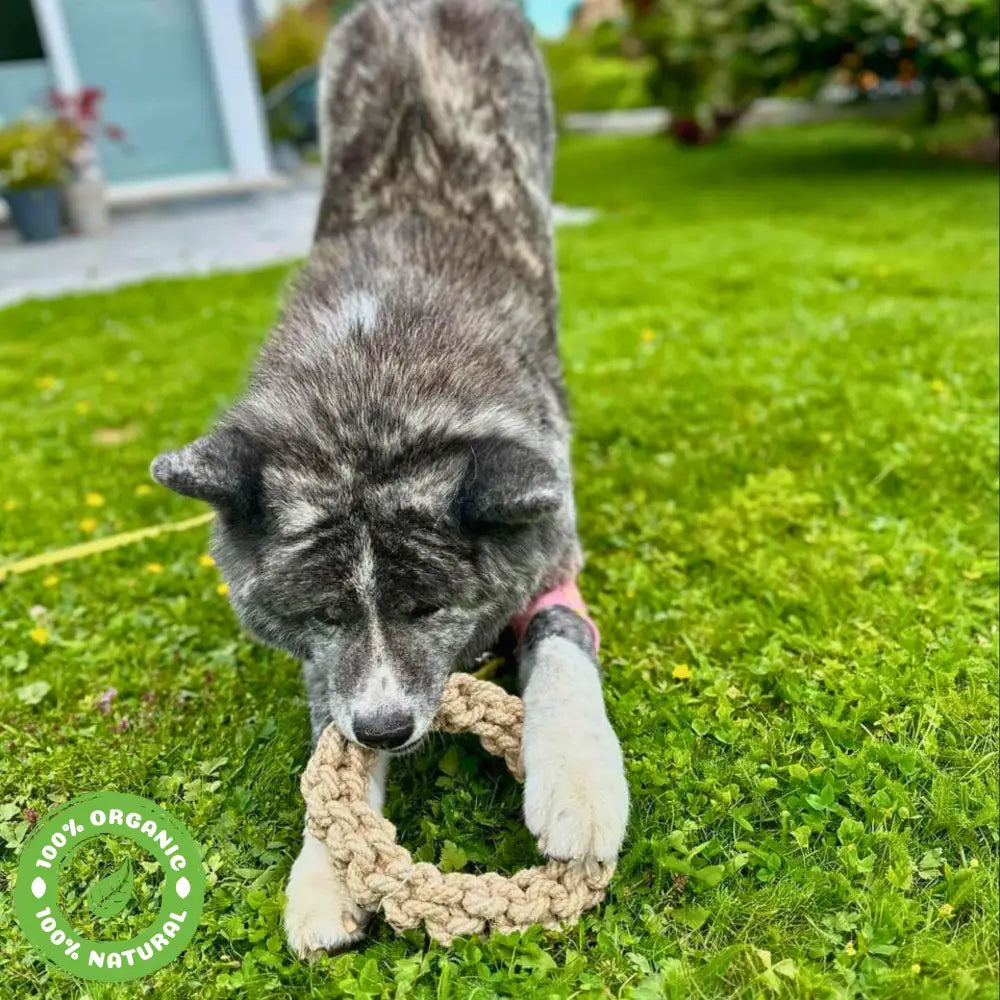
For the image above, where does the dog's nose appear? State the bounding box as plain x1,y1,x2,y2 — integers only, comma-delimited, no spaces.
352,712,414,750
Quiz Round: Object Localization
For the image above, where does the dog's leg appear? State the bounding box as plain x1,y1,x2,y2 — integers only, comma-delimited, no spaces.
518,606,628,862
283,828,368,958
284,752,386,957
285,681,388,958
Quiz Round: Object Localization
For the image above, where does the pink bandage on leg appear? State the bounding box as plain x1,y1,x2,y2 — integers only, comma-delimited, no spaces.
509,579,600,652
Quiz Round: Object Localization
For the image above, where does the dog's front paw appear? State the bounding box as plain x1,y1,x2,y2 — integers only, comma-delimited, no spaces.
523,716,629,862
284,832,368,958
521,638,629,863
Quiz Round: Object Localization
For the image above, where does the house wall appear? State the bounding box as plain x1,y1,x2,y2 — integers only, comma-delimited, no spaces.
59,0,231,183
22,0,271,192
0,60,52,120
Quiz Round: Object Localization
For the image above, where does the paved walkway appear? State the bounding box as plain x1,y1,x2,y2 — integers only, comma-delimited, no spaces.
562,96,918,135
0,172,595,307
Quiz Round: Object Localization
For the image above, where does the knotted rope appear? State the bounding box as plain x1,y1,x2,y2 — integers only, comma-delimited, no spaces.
301,672,615,945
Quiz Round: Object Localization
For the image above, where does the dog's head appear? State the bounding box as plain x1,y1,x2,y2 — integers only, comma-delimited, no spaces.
151,415,570,751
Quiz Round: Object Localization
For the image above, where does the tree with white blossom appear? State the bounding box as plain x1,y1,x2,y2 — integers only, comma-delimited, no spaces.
627,0,998,144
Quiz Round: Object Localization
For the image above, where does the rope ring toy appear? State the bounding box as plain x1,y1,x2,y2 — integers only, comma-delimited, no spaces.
300,672,616,945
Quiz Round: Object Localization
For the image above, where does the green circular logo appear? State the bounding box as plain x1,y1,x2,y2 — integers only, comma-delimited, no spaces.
13,793,206,983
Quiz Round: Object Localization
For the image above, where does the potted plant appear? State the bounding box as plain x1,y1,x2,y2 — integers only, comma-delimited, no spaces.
49,87,126,236
0,118,78,242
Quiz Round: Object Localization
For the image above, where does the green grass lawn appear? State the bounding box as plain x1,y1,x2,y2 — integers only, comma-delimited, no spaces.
1,121,997,999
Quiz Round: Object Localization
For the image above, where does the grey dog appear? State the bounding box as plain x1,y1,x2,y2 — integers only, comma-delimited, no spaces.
152,0,628,954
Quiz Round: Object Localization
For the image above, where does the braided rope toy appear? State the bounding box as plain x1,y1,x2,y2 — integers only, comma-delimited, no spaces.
300,672,615,945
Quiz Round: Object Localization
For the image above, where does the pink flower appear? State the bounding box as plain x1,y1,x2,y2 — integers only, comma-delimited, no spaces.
96,686,118,715
47,86,124,143
78,87,103,122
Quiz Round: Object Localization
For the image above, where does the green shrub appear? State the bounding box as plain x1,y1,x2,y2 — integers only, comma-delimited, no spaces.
590,18,626,57
542,37,653,117
254,4,329,95
629,0,822,143
0,118,79,190
867,0,999,119
628,0,1000,144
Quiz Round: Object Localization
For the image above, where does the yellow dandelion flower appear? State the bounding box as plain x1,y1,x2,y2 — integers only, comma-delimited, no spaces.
75,400,91,415
929,379,947,394
910,964,921,974
640,327,656,343
42,575,59,588
216,582,230,596
843,941,856,956
35,375,56,391
672,663,692,681
938,903,954,917
199,554,216,568
145,562,164,575
79,517,98,534
30,626,49,645
84,491,105,508
134,483,153,497
3,499,17,512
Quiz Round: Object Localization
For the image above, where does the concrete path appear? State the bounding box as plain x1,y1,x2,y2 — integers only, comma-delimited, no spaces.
563,107,669,135
0,172,595,307
562,100,840,136
561,96,919,136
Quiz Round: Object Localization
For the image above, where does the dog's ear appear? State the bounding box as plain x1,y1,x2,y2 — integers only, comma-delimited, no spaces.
150,426,261,515
459,438,563,526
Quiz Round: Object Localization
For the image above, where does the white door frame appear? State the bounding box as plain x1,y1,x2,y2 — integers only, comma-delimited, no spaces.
29,0,80,92
30,0,273,188
196,0,273,182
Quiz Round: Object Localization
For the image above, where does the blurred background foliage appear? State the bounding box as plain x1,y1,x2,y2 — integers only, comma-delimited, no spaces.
251,0,997,157
628,0,999,144
541,33,652,115
253,2,330,95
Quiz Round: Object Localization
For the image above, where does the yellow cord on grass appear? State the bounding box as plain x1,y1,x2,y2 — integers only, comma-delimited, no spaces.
0,512,214,580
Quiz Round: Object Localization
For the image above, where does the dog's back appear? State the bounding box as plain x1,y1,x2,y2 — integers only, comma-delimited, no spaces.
251,0,567,466
313,0,555,305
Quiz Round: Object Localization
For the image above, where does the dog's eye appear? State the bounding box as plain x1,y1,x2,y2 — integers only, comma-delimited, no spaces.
408,602,441,620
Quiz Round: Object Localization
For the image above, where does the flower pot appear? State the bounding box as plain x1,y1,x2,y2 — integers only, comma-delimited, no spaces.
3,185,62,242
63,176,109,235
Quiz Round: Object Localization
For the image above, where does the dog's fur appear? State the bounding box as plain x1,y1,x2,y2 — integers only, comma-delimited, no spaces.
152,0,628,956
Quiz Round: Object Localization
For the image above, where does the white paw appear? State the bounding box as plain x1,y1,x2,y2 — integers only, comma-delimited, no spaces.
284,832,368,958
521,637,629,863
